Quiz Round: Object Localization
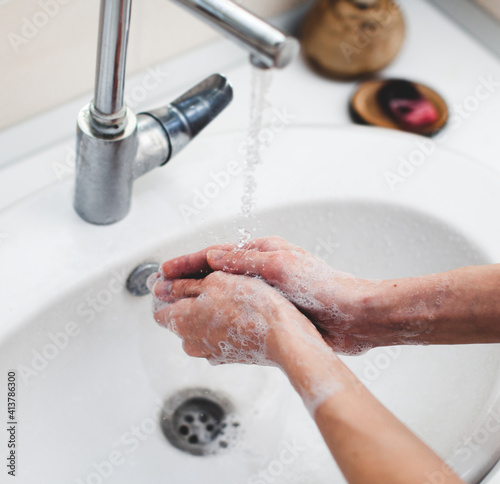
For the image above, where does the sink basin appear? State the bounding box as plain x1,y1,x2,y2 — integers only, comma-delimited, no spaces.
1,126,499,483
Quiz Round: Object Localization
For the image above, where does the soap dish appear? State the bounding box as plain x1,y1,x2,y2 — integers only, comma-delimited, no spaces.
349,78,448,136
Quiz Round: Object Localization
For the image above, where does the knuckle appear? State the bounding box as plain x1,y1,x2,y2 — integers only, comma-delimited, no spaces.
268,235,286,244
183,342,204,358
265,236,290,250
154,313,164,327
206,271,225,283
234,250,250,265
170,279,186,296
272,252,289,271
259,252,291,283
154,306,172,328
183,346,195,357
171,279,198,298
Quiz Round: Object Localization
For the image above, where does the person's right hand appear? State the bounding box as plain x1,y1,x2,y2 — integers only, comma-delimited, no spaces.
161,236,383,354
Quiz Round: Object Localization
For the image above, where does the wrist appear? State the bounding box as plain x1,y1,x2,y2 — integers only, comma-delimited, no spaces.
269,314,363,411
266,309,322,369
320,278,395,349
359,276,446,346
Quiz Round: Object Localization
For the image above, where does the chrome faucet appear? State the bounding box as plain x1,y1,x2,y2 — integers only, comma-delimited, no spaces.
74,0,299,225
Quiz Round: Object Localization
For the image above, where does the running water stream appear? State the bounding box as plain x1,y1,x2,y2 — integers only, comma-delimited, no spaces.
237,67,273,248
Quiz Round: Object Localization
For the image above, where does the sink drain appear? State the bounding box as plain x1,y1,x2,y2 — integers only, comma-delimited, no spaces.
160,388,239,456
126,262,160,296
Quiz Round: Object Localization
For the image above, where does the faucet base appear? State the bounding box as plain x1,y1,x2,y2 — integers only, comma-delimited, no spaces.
73,74,233,225
74,106,138,225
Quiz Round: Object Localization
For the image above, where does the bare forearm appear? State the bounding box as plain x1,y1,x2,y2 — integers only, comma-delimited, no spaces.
361,264,500,346
276,335,463,484
315,385,463,484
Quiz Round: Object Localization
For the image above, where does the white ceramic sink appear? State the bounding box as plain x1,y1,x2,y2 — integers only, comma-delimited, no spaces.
1,126,500,483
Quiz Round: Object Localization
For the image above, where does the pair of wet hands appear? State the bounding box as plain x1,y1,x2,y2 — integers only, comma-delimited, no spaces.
148,236,372,366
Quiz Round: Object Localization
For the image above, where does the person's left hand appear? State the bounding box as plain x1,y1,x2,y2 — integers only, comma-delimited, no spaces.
150,270,323,367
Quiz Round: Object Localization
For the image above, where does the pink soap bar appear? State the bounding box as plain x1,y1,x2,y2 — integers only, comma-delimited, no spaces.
377,79,439,130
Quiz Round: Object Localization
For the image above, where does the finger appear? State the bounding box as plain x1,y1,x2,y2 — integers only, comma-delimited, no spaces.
161,237,300,278
154,278,205,302
207,248,287,283
242,236,297,252
146,271,161,292
161,243,235,279
154,298,194,330
182,341,210,359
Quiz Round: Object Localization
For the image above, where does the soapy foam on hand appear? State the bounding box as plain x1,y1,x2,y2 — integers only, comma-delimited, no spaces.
226,247,453,353
210,245,372,356
147,272,172,315
149,272,279,367
205,281,279,368
248,249,365,354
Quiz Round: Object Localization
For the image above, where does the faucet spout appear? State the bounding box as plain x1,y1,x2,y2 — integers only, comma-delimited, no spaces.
172,0,300,69
143,73,233,162
133,74,233,179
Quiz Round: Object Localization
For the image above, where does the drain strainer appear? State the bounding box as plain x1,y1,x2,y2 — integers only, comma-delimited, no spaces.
160,388,239,456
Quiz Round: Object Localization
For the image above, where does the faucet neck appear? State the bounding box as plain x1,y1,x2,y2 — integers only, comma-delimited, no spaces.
173,0,299,69
91,0,132,136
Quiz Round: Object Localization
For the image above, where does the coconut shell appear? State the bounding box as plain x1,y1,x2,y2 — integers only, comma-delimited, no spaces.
301,0,406,80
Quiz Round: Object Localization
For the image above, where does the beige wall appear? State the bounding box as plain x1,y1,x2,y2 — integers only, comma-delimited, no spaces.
474,0,500,20
0,0,306,131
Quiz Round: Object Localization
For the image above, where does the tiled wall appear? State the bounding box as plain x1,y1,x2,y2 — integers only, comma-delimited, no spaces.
1,0,307,131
